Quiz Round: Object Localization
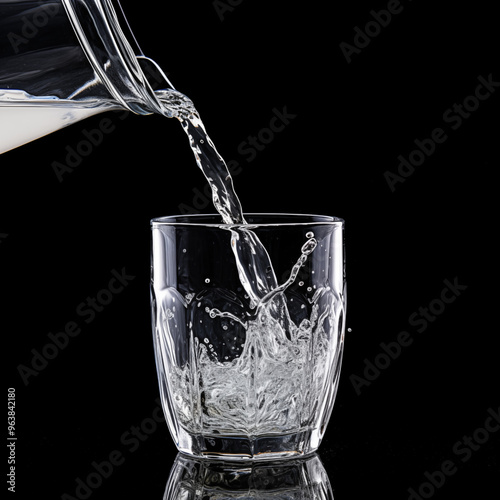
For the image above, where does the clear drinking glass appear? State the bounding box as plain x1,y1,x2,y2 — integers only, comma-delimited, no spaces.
150,214,346,460
163,452,334,499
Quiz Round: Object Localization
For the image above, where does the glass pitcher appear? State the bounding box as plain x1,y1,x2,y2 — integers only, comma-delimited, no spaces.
0,0,174,154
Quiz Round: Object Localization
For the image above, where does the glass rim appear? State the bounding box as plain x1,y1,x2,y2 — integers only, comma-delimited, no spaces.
150,213,345,227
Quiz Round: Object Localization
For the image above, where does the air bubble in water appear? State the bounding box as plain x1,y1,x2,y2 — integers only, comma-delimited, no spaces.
301,238,317,255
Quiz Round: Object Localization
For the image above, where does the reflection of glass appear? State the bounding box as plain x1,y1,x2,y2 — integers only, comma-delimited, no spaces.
163,452,334,499
151,214,346,460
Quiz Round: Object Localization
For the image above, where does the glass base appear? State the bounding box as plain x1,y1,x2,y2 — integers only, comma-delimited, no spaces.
175,427,322,461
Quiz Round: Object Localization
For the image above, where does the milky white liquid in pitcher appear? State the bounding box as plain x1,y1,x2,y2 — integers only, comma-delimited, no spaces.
0,92,110,154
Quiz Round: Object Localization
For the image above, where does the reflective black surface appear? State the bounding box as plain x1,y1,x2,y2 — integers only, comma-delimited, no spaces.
162,453,333,499
3,1,498,499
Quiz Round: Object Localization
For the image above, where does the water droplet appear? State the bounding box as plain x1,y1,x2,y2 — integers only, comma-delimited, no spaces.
306,231,314,238
301,238,317,255
307,287,312,292
205,278,210,284
348,327,352,332
299,281,304,286
204,338,209,343
182,248,187,253
222,325,228,330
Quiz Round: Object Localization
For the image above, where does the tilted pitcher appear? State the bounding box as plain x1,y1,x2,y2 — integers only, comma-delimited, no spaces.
0,0,174,154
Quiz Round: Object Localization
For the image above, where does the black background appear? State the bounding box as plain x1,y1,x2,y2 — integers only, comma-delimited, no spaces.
2,0,498,498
